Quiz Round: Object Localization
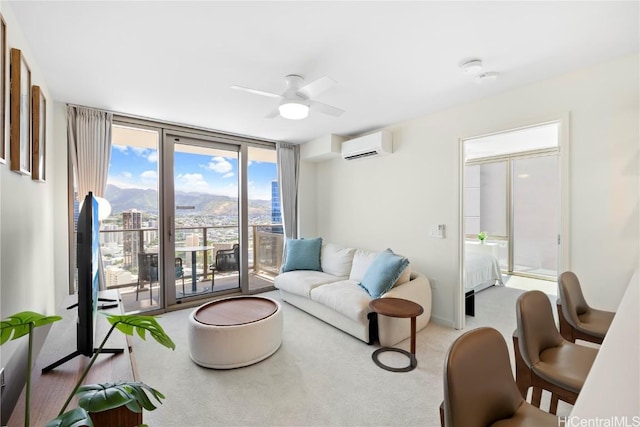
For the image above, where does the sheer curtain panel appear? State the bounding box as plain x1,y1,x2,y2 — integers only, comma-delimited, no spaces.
276,142,299,240
67,105,113,199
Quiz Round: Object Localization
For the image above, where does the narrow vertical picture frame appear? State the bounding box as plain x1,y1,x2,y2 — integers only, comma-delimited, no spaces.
9,47,31,175
0,15,6,164
32,85,45,181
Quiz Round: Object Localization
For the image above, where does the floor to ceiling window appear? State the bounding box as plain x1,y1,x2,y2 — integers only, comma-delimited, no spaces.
70,118,279,313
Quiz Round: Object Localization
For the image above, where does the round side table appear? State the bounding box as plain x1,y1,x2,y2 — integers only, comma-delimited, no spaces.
369,297,424,372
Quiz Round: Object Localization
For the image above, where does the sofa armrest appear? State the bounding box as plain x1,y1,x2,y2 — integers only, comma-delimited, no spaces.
377,272,432,347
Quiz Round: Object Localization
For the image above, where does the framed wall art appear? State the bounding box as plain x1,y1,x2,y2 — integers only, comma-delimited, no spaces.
32,85,45,181
0,15,6,164
10,47,31,175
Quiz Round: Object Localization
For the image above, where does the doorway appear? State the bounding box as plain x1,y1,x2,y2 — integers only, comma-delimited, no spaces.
458,119,569,328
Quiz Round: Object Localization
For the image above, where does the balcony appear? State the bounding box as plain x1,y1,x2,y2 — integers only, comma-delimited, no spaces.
95,224,284,312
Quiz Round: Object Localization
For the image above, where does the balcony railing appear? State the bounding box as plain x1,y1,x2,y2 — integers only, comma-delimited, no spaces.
95,224,284,291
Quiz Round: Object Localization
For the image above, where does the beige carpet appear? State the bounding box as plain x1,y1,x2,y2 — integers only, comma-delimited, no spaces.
131,286,571,426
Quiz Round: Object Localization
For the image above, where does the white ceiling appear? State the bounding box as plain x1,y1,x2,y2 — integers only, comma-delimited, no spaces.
8,1,639,144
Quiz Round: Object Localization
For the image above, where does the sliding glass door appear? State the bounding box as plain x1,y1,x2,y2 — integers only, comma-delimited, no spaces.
165,134,241,303
511,154,559,276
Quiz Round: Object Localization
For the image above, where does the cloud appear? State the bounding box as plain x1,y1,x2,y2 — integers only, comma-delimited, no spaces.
205,156,233,174
176,173,210,192
147,151,158,163
113,145,128,154
122,171,132,178
130,147,148,157
140,170,158,179
223,172,234,179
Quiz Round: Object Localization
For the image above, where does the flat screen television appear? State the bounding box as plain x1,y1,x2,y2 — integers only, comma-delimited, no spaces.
42,192,121,373
76,191,100,356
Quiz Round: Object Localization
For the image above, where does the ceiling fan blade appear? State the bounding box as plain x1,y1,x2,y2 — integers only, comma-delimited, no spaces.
309,100,345,117
265,108,280,119
297,76,337,99
231,85,283,99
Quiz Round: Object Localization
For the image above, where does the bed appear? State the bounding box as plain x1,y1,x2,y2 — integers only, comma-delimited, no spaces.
464,251,504,316
465,252,504,292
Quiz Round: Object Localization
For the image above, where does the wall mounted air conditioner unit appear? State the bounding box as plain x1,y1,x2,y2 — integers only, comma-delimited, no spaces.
341,130,393,160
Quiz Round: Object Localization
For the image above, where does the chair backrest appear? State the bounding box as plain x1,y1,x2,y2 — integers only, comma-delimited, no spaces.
216,244,239,271
443,327,524,427
558,272,590,328
516,290,563,368
175,257,184,277
138,252,159,281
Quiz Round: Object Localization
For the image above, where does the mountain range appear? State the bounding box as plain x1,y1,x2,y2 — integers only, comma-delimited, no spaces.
104,184,272,217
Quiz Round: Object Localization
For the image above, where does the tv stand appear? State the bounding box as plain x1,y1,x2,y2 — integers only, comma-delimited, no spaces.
9,290,141,426
42,347,124,373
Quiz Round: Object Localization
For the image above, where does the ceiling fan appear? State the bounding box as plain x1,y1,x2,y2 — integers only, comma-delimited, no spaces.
231,74,345,120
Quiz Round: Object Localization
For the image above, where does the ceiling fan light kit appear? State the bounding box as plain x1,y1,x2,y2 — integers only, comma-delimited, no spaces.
232,74,344,120
279,99,310,120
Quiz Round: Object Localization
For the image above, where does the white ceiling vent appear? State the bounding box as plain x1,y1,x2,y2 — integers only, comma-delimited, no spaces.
341,131,393,160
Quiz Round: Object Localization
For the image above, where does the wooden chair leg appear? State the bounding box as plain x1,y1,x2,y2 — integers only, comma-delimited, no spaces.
549,393,559,415
512,332,531,399
531,387,542,408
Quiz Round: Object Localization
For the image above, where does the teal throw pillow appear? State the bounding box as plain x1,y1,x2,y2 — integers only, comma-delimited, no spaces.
359,249,409,298
282,237,323,272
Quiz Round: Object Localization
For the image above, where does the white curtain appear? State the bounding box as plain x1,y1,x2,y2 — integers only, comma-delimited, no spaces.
67,105,113,290
67,105,113,199
277,142,300,240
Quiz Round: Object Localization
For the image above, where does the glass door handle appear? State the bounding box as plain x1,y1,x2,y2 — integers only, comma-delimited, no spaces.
168,216,174,243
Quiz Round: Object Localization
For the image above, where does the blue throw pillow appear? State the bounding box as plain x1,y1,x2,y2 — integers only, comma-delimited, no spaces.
281,237,323,272
359,249,409,298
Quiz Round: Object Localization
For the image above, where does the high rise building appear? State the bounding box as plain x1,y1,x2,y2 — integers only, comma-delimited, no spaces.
123,210,142,269
271,180,281,224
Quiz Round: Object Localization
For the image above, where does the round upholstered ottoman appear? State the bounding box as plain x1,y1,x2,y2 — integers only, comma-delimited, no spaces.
188,296,283,369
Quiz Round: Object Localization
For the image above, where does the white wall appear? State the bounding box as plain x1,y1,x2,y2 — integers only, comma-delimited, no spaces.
0,2,67,420
303,54,639,326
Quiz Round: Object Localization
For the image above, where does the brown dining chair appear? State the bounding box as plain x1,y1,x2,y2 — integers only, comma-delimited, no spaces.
557,271,614,344
442,327,557,427
515,290,598,414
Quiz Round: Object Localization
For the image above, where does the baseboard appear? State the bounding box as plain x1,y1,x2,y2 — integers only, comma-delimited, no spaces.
430,314,455,328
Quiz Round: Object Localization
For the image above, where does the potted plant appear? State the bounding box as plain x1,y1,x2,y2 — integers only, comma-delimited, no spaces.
477,231,488,244
1,312,61,427
1,311,175,427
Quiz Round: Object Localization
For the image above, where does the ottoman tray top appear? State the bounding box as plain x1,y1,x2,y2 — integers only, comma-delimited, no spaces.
194,296,278,326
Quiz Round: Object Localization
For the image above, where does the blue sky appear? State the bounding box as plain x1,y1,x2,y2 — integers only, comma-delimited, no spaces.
108,144,277,200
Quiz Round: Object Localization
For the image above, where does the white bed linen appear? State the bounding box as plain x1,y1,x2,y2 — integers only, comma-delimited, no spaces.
465,252,503,291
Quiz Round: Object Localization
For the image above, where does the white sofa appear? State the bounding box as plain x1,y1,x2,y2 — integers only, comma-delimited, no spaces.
274,243,432,347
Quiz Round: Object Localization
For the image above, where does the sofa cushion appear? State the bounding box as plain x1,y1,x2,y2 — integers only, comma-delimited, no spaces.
321,243,356,277
309,280,373,323
282,237,323,272
274,270,338,298
348,249,380,283
359,249,410,298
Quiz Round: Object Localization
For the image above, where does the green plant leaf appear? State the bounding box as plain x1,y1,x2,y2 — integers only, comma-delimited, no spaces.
0,311,62,345
104,314,175,350
76,381,165,414
45,407,93,427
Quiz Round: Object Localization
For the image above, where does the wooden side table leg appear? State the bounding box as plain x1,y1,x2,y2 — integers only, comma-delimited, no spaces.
410,316,417,355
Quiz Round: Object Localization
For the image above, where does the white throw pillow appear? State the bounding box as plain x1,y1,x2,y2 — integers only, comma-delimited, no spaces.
348,249,380,283
321,243,356,277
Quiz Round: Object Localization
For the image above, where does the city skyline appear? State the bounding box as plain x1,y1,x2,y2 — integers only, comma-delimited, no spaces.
108,144,278,200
